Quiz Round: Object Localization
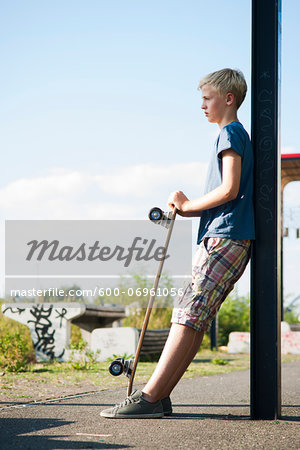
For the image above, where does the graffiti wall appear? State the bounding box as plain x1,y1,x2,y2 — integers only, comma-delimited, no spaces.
2,303,85,361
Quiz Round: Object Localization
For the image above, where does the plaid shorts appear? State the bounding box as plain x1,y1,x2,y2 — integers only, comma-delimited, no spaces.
171,237,251,332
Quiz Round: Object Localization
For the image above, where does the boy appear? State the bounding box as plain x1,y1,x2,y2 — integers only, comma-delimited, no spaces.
101,68,255,419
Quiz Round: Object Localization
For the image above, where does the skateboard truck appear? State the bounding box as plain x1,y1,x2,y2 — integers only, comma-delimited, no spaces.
148,207,173,229
109,357,134,378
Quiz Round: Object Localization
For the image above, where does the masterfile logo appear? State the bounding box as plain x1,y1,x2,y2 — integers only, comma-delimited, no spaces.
5,220,192,294
26,237,166,267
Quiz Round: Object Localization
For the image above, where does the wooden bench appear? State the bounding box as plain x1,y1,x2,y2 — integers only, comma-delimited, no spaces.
139,328,170,355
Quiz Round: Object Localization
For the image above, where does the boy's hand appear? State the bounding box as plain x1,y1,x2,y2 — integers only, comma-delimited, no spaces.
167,190,202,217
168,190,190,215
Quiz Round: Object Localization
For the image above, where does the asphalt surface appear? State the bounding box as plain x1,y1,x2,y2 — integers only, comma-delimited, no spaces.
0,360,299,450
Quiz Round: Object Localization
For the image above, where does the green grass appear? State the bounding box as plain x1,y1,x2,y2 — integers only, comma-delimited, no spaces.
1,351,299,405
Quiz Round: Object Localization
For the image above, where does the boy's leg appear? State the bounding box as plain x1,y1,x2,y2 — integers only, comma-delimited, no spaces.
143,238,251,403
100,238,251,418
142,323,204,402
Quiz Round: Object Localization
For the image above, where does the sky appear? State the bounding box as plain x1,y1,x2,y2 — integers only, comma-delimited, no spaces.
0,1,299,304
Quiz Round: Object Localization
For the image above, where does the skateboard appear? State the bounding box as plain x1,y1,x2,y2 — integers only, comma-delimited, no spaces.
108,206,177,396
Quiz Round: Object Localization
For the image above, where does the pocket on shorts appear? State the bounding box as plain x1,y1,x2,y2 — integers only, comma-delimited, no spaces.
193,254,220,292
203,237,227,255
193,269,218,293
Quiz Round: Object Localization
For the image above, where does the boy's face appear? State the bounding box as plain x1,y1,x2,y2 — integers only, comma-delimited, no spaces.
201,84,229,124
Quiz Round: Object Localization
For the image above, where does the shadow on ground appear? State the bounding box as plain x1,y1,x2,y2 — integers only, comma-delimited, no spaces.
0,418,132,449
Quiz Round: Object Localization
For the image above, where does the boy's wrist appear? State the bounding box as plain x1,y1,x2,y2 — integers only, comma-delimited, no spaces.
181,200,192,213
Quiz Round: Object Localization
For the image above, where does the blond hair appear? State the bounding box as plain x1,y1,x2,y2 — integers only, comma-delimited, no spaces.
198,68,247,109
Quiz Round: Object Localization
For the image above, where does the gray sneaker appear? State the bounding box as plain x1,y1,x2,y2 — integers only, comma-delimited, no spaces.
100,390,164,419
161,396,172,416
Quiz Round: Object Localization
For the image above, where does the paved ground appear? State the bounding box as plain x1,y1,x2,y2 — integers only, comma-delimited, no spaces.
0,360,299,449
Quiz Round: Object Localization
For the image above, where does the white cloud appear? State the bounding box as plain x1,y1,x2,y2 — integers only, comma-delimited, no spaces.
0,162,207,221
0,169,86,207
94,162,207,197
0,168,90,220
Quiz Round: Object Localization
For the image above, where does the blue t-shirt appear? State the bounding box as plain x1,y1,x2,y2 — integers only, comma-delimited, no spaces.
197,121,255,243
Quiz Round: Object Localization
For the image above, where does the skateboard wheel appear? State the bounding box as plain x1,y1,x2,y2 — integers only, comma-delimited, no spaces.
109,359,124,376
149,207,163,222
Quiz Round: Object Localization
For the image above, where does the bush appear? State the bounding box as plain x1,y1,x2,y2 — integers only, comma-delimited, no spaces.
284,309,299,324
201,332,211,350
123,307,173,329
0,302,35,372
68,348,100,370
70,323,84,347
217,295,250,346
0,332,34,372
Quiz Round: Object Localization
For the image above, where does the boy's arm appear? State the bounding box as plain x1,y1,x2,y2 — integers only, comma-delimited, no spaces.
168,149,241,216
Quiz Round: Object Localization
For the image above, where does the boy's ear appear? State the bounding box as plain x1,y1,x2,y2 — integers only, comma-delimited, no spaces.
226,93,235,106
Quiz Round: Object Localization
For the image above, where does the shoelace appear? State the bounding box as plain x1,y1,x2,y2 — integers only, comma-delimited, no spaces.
115,396,138,408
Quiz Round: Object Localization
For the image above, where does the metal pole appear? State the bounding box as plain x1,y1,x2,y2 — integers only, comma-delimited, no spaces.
210,317,218,351
251,0,281,419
